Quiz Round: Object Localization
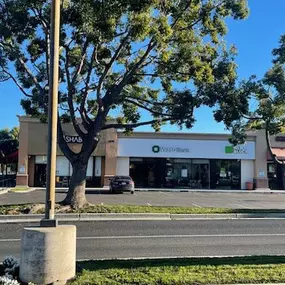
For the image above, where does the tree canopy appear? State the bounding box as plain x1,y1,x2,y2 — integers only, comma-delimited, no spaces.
0,127,19,163
0,0,249,207
226,35,285,147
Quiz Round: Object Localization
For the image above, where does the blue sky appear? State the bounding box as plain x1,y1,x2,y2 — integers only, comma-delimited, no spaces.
1,0,285,133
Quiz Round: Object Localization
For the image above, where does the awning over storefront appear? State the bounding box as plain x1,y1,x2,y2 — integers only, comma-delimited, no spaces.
267,148,285,160
0,150,19,163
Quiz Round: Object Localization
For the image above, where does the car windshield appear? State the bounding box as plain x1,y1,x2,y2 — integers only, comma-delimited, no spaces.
114,176,131,180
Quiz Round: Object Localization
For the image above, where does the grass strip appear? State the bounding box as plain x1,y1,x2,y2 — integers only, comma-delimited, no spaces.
9,187,30,192
70,256,285,285
2,203,285,215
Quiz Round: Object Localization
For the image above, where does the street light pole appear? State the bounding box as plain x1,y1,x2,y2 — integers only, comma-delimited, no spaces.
20,3,76,283
41,0,61,226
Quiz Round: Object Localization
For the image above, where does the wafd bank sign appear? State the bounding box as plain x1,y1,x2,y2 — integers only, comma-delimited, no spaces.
118,138,255,159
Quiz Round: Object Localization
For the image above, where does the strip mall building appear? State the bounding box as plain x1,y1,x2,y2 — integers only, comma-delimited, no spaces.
16,116,285,190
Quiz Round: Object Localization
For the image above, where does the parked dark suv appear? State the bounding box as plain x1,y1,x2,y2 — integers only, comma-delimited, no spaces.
109,176,135,194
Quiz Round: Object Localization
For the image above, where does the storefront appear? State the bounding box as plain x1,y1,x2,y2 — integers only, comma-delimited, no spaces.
129,157,241,189
16,116,271,190
16,116,110,187
266,136,285,190
33,155,102,187
117,136,256,190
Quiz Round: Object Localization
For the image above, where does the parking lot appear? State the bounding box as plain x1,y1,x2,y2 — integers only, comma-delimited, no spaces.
1,189,285,209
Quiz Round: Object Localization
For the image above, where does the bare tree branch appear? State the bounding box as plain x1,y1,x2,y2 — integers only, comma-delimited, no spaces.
18,58,44,93
102,117,172,130
178,0,226,32
171,0,193,28
124,98,171,117
63,46,72,88
97,34,130,101
2,69,32,97
71,39,89,85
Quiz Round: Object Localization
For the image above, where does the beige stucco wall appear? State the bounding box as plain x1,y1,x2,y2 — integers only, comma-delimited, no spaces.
17,116,108,186
16,119,29,186
246,130,269,189
103,128,118,186
118,131,256,141
26,119,106,156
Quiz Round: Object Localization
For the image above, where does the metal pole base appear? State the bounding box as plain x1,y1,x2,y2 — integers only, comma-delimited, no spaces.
40,218,58,227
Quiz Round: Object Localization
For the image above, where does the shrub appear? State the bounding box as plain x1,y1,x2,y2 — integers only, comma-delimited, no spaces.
2,257,19,280
0,276,19,285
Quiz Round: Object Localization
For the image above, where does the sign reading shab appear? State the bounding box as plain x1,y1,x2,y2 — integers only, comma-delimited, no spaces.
63,135,83,144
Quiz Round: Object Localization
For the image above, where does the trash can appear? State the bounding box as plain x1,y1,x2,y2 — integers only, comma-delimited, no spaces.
245,181,254,190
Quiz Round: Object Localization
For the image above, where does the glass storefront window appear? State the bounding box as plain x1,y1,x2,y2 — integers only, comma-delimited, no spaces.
130,157,241,189
210,159,241,189
130,157,211,189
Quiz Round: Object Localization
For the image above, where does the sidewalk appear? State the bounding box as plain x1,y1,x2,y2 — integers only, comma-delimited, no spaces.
37,186,285,194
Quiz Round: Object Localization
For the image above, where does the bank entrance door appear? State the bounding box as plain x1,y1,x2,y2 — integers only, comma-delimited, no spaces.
34,164,47,187
130,158,165,188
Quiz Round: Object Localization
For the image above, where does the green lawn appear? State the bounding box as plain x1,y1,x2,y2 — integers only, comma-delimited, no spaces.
1,203,285,215
9,186,31,192
70,256,285,285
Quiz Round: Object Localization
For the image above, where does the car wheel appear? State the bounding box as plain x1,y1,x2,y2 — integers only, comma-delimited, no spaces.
131,190,134,194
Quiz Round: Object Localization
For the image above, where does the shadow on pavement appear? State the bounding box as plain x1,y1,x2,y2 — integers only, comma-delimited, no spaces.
76,255,285,271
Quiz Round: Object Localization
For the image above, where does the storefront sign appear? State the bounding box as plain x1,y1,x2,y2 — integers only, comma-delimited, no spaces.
225,145,247,155
152,145,190,154
64,135,83,144
118,138,255,159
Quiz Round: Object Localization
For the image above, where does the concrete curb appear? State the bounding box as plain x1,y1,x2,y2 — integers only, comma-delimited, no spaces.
135,189,285,194
170,213,285,219
1,212,285,223
0,189,8,195
79,213,170,221
34,187,285,194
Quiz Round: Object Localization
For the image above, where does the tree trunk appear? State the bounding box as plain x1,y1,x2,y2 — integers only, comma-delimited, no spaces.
62,159,89,209
281,164,285,190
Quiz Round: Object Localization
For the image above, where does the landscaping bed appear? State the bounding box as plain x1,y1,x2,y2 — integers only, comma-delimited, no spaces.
1,204,285,215
70,256,285,285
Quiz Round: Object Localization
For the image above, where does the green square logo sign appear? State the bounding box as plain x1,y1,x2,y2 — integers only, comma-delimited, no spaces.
152,145,160,153
225,145,234,154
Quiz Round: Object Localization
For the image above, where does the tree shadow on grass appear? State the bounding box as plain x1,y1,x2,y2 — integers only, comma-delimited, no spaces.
76,255,285,273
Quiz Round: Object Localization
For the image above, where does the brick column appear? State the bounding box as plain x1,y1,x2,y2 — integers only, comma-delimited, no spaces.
103,129,118,187
253,130,269,190
16,118,29,186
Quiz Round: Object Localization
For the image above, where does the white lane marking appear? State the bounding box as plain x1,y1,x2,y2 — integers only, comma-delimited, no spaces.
159,192,170,196
192,204,202,208
2,233,285,243
77,233,285,240
0,238,20,242
147,203,152,206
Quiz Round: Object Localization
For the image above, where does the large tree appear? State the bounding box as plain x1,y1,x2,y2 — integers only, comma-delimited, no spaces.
0,0,249,208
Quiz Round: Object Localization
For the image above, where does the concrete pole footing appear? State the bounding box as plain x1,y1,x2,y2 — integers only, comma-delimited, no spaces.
20,225,76,285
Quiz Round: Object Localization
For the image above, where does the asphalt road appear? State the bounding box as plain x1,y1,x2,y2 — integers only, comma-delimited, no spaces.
2,219,285,261
1,189,285,209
